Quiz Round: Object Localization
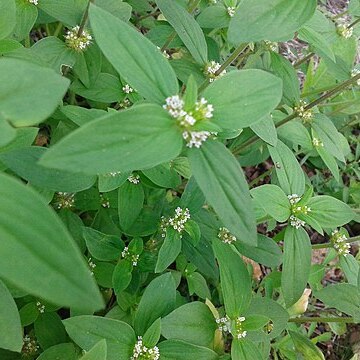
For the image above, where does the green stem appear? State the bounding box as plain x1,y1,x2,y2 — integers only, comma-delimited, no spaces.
289,316,354,323
77,0,93,36
349,17,360,29
294,52,314,68
232,73,360,155
53,22,63,37
248,168,272,188
312,235,360,250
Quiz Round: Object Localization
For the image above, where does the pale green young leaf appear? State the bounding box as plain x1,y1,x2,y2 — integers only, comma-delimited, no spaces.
39,104,183,175
156,0,208,64
188,140,257,245
282,226,312,307
0,173,104,312
213,240,251,318
289,331,325,360
143,318,161,348
0,280,22,352
63,316,136,360
250,184,291,222
89,4,178,104
228,0,317,44
203,70,282,129
0,58,69,126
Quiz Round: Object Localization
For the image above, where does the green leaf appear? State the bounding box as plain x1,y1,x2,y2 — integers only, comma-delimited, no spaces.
37,343,77,360
89,4,178,104
315,284,360,322
236,234,283,268
156,228,182,273
289,331,325,360
0,0,16,40
83,227,122,261
156,0,207,64
40,104,183,175
282,226,311,307
0,280,22,352
268,140,305,196
158,339,219,360
250,184,290,222
0,147,96,192
315,145,340,183
231,339,263,360
63,316,136,360
250,114,278,146
13,0,38,42
80,339,107,360
38,0,87,26
228,0,317,44
95,0,132,22
186,272,211,299
112,260,133,294
0,114,16,147
0,58,69,126
0,172,104,312
298,26,335,62
188,140,257,245
134,273,176,335
213,240,251,318
196,5,230,29
161,302,217,347
143,318,161,348
203,70,282,129
307,195,354,228
142,163,181,189
243,314,269,331
340,255,359,286
118,181,144,231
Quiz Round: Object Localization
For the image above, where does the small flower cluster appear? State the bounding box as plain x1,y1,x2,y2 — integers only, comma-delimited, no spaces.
22,335,39,355
331,229,350,256
119,98,132,108
312,137,324,148
28,0,38,5
288,194,311,229
204,61,226,82
160,207,191,237
128,174,141,184
294,100,313,122
106,171,121,177
163,95,215,148
65,26,92,52
88,257,96,275
218,227,237,244
216,315,231,333
156,46,170,59
227,6,236,17
36,301,45,313
55,192,75,209
122,84,134,94
234,316,247,339
351,68,360,86
209,0,217,4
264,40,278,52
121,246,140,266
131,337,160,360
337,24,353,39
100,194,110,208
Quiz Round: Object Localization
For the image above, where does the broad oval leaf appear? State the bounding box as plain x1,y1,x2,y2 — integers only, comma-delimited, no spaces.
281,226,311,307
188,140,257,245
89,4,178,104
63,316,136,360
228,0,317,44
0,58,69,126
213,240,252,318
161,302,217,347
0,147,96,192
134,273,177,335
156,0,208,64
0,280,22,352
39,104,183,175
203,70,282,129
36,343,78,360
0,173,104,312
0,0,16,40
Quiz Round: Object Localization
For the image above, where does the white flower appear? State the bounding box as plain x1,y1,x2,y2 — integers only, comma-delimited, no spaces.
294,100,313,122
216,315,231,333
337,24,353,39
122,84,134,94
287,194,301,205
65,25,92,51
264,40,278,52
218,227,237,244
100,194,110,208
217,315,247,339
28,0,38,5
131,337,160,360
36,301,45,313
106,171,121,177
168,207,191,233
163,95,186,118
23,335,39,355
182,130,217,148
351,68,360,85
128,174,140,184
55,192,75,209
227,6,236,17
204,61,226,82
88,258,96,275
312,137,324,148
289,215,306,229
331,229,350,256
121,247,140,266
